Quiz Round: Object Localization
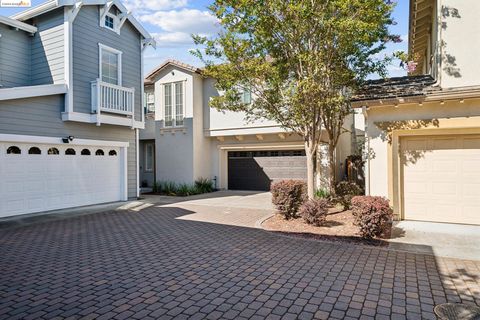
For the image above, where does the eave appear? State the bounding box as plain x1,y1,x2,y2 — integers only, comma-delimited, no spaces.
0,84,67,101
0,15,37,33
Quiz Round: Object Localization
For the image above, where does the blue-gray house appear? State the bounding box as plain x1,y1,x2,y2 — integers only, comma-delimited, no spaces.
0,0,155,217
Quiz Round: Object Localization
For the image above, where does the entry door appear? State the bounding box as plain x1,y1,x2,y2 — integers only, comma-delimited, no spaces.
402,135,480,225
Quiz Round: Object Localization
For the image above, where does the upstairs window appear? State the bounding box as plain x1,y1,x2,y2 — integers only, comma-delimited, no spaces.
99,44,122,86
145,92,155,114
104,14,115,30
164,82,184,127
239,88,252,104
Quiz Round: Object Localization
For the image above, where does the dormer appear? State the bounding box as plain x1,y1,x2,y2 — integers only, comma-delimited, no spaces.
99,3,128,35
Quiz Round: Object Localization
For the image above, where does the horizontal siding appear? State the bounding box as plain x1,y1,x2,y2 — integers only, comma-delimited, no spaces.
0,24,31,88
0,95,137,198
30,8,65,85
72,6,142,121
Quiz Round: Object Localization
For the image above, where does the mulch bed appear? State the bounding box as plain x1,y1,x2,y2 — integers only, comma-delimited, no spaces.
262,208,391,247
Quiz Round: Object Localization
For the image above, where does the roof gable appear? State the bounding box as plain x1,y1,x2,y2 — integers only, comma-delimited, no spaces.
145,59,202,82
11,0,154,45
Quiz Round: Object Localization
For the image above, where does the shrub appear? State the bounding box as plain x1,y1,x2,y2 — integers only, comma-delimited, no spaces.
299,199,329,226
176,183,199,196
335,181,363,210
314,188,330,200
152,181,159,193
271,180,307,219
161,181,177,196
351,196,393,239
195,178,214,193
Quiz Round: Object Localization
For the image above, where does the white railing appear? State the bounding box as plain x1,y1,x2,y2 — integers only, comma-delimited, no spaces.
91,79,135,118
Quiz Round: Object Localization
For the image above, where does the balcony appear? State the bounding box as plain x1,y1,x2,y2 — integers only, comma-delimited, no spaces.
91,79,135,125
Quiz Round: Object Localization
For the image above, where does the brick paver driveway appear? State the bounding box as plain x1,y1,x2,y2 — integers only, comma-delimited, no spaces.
1,204,479,320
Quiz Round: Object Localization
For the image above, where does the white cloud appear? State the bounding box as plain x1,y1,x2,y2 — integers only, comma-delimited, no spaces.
139,9,219,34
123,0,188,13
151,32,194,47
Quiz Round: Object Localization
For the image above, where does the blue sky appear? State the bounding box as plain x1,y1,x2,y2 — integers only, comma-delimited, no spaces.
1,0,409,77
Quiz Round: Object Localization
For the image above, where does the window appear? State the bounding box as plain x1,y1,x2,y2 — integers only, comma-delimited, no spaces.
65,148,76,155
81,149,91,155
6,146,21,154
109,150,117,156
145,92,155,114
164,82,184,127
104,14,115,30
145,143,154,172
95,149,105,156
99,44,122,85
28,147,41,155
240,88,252,104
164,83,173,127
48,147,59,155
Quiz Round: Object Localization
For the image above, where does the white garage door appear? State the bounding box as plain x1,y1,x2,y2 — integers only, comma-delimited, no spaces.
0,141,125,218
402,135,480,225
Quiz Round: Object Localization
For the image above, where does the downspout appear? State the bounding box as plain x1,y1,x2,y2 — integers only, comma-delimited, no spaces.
136,128,140,198
362,106,370,196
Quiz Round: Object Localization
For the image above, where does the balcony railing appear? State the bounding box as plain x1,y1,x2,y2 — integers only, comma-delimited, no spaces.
91,79,135,119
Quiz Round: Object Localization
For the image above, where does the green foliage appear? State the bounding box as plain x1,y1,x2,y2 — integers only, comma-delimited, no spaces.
271,180,307,219
161,181,178,196
193,0,397,198
315,188,331,200
299,199,329,227
152,180,160,193
154,179,215,197
335,181,363,210
195,178,215,193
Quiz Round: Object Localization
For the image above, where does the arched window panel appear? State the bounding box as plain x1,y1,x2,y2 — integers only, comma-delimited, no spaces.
6,146,21,154
28,147,41,155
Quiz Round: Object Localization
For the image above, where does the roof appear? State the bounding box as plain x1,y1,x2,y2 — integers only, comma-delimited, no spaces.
0,15,37,33
145,59,202,82
352,75,438,102
10,0,154,43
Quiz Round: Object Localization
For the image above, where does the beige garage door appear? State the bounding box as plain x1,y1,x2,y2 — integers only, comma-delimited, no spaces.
402,135,480,225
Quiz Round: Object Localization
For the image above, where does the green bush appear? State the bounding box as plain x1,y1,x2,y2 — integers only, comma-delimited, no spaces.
271,180,307,219
161,181,177,196
299,199,329,226
177,183,199,197
351,196,393,239
315,188,330,200
335,181,363,210
195,178,214,193
152,181,160,193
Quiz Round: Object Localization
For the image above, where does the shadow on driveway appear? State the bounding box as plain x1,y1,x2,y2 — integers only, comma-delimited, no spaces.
0,204,479,319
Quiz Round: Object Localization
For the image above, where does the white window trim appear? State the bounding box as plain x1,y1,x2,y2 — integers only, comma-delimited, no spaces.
104,12,117,31
98,43,122,86
144,143,154,172
145,92,155,114
162,81,185,128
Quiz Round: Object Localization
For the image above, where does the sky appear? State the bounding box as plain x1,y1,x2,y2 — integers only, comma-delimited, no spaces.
1,0,409,77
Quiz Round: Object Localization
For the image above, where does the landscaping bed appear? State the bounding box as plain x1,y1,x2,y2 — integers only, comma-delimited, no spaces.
262,207,392,247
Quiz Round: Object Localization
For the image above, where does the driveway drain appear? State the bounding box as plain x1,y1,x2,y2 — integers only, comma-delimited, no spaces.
434,303,480,320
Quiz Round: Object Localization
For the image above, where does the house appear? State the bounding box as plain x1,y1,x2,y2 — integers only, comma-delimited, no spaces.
352,0,480,225
139,60,356,191
0,0,154,218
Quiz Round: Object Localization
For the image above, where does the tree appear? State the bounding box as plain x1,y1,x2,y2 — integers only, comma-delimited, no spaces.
193,0,397,198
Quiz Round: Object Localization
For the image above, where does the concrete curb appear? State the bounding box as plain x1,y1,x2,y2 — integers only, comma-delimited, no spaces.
254,213,275,229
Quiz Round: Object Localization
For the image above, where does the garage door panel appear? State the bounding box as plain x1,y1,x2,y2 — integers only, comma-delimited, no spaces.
402,135,480,225
0,141,124,218
228,150,307,191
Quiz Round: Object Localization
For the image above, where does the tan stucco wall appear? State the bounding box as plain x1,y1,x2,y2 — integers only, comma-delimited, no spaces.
438,0,480,89
365,98,480,217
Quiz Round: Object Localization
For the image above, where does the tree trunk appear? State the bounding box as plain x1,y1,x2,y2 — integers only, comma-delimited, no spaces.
305,140,317,199
328,142,336,195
